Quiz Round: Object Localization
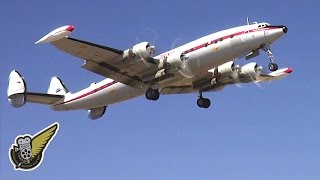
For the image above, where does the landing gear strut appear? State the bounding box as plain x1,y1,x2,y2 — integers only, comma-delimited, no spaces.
261,45,278,71
197,91,211,108
145,88,159,101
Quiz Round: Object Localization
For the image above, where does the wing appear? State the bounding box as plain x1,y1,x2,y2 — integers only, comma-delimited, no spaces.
37,25,157,90
160,67,293,94
52,37,153,89
31,123,58,158
160,85,194,94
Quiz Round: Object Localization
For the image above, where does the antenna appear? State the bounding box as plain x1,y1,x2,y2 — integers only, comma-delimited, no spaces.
246,17,250,25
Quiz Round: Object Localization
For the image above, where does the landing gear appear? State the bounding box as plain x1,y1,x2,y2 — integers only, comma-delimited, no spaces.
197,91,211,108
197,97,211,108
268,62,278,72
145,88,159,101
261,45,278,71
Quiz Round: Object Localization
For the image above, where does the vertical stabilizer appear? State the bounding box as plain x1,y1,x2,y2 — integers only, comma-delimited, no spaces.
47,77,69,95
7,70,27,107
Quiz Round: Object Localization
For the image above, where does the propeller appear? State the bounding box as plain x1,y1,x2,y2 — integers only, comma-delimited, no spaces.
230,65,243,88
231,63,264,89
178,61,194,78
250,65,264,89
166,52,195,78
134,27,161,67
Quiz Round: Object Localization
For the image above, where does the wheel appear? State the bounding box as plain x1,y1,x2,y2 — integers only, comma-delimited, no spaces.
145,89,153,100
145,89,159,101
203,98,211,108
197,98,205,107
268,63,278,71
197,98,211,108
151,90,159,101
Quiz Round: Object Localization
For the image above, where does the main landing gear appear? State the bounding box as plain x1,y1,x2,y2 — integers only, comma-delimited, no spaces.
197,91,211,108
145,88,159,101
261,45,278,71
145,88,211,108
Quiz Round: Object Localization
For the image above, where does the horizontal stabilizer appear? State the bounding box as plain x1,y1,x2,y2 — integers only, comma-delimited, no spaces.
8,70,65,108
25,92,64,105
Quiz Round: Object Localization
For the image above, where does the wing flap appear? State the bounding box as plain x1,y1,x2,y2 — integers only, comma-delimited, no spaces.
160,86,194,94
82,61,148,89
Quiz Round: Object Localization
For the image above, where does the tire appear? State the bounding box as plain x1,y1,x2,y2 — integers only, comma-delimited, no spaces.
203,98,211,108
197,98,205,108
268,63,278,71
146,89,159,101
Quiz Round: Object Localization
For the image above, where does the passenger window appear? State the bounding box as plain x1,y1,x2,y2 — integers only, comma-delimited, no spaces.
214,40,218,44
220,38,223,41
230,34,234,38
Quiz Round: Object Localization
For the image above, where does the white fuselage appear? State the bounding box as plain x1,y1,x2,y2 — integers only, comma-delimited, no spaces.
51,22,286,111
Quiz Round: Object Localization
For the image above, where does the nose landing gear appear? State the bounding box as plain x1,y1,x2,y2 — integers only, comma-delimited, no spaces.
261,45,278,71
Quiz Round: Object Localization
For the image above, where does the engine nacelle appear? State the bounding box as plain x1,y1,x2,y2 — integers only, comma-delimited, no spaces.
239,62,262,83
212,61,239,82
132,42,154,59
87,106,107,120
165,52,195,78
165,52,187,70
218,61,239,78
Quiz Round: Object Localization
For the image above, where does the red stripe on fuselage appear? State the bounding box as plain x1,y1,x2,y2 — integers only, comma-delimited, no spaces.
55,81,117,106
183,26,280,55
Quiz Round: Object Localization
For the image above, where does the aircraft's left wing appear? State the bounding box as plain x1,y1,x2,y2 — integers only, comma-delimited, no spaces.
36,25,155,90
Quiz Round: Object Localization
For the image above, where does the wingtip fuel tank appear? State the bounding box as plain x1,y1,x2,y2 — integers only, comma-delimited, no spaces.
35,25,75,44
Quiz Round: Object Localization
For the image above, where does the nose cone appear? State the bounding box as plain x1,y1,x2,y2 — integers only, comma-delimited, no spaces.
282,26,288,33
265,25,288,43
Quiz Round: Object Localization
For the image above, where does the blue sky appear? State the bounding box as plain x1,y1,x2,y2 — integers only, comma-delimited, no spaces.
1,0,319,179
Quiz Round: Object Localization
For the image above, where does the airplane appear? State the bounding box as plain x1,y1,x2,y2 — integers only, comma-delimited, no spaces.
7,20,292,120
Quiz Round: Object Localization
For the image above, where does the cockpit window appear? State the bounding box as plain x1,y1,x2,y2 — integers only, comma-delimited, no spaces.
258,24,269,28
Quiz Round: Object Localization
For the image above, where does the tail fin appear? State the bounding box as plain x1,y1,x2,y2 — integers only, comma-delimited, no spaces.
7,70,27,107
47,77,69,95
8,70,65,108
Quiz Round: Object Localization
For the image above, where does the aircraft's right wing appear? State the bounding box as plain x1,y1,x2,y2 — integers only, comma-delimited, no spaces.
51,37,149,89
160,67,293,94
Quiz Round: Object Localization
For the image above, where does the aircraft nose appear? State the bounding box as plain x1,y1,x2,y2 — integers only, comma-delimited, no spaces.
282,26,288,34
